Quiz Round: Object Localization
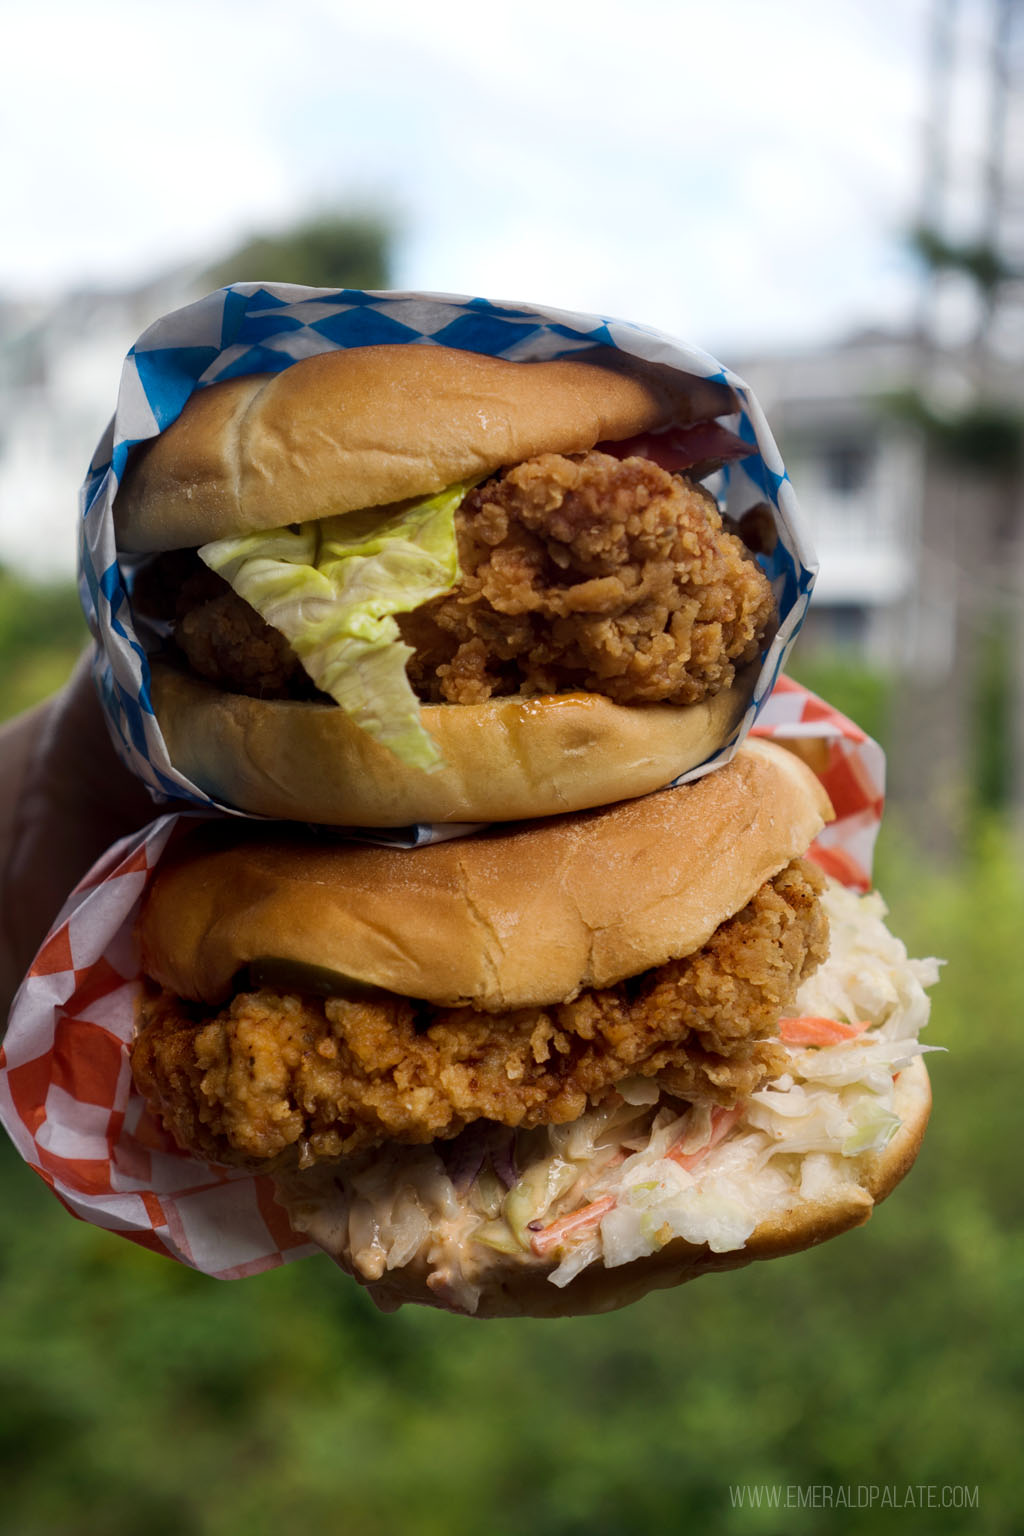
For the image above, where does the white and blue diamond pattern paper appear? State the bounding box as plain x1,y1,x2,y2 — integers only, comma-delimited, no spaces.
79,284,817,846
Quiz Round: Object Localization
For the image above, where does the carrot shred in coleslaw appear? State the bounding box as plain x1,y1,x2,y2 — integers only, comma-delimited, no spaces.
530,1196,616,1257
666,1104,745,1170
779,1016,870,1046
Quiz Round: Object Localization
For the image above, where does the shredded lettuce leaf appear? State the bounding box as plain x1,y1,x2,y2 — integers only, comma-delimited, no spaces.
198,481,473,768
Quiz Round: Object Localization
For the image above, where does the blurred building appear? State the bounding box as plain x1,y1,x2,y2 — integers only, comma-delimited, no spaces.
734,330,929,665
736,326,1024,680
0,275,203,578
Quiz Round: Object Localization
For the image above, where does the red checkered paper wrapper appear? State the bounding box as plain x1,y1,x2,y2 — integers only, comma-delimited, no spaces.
0,679,884,1279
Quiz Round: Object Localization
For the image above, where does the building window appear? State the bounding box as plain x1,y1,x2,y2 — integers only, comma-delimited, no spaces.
822,440,871,496
801,604,869,653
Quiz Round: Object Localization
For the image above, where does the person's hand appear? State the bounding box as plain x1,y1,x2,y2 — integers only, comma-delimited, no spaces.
0,651,156,1019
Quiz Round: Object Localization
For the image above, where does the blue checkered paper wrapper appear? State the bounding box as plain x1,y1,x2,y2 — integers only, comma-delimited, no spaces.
79,285,818,846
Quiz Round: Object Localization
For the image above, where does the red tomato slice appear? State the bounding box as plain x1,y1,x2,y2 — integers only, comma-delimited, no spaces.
598,421,753,474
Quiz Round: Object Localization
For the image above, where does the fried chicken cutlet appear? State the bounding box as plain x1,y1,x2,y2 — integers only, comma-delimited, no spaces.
131,860,827,1172
141,451,775,710
402,451,775,706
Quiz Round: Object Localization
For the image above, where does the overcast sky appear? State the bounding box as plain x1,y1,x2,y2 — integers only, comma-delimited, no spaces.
0,0,978,353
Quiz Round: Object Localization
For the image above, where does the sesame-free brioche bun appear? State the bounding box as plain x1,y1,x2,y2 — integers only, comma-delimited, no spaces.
138,738,833,1012
277,1056,930,1319
147,659,758,828
114,345,736,552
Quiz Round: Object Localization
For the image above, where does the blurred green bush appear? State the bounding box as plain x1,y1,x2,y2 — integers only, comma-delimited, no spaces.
0,569,85,721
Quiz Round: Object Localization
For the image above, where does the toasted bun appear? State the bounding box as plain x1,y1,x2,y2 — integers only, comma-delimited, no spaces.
114,346,736,553
138,739,833,1011
295,1057,930,1319
149,661,757,827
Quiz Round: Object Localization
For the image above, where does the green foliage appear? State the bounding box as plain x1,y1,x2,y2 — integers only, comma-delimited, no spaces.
0,568,85,721
0,828,1019,1533
972,617,1013,816
896,223,1023,474
879,388,1023,475
908,223,1017,295
203,213,393,293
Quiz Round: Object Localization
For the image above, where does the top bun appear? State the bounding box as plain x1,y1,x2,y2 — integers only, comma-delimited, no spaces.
113,345,736,552
138,739,833,1012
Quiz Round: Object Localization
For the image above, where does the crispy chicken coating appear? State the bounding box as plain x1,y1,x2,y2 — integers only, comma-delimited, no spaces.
175,566,310,699
400,452,776,706
155,452,775,709
131,860,827,1172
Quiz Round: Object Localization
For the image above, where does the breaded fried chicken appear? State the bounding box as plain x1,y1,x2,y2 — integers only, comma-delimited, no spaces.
131,860,827,1171
401,451,776,706
147,451,775,710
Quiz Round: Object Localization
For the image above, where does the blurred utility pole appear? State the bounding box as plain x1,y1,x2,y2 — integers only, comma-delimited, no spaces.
889,0,1024,860
892,0,967,862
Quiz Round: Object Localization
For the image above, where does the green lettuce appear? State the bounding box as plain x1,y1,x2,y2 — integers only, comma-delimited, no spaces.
198,482,472,769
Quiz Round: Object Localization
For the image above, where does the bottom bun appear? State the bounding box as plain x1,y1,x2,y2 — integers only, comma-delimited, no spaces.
150,662,755,826
274,1058,931,1320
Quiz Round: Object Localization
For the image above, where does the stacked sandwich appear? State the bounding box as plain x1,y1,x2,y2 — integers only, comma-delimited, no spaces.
112,339,935,1317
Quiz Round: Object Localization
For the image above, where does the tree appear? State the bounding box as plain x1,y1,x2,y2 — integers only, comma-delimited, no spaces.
203,212,393,292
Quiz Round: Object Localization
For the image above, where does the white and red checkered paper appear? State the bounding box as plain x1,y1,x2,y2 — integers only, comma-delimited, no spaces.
0,679,885,1278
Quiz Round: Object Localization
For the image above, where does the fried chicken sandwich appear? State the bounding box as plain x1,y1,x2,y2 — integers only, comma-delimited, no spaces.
116,344,778,826
129,740,936,1316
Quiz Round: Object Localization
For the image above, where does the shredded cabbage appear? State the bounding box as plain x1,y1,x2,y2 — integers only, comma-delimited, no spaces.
199,481,473,767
